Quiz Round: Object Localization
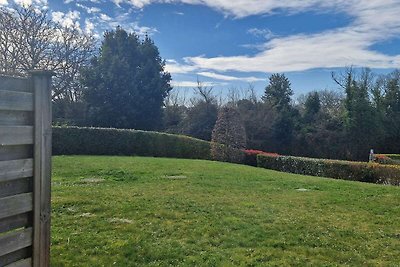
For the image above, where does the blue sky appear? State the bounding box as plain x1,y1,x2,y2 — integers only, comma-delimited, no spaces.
2,0,400,98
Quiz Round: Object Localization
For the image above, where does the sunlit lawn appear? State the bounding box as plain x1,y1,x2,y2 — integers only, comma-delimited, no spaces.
51,156,400,266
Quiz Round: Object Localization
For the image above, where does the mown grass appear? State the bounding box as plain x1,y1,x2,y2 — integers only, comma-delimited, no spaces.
51,156,400,266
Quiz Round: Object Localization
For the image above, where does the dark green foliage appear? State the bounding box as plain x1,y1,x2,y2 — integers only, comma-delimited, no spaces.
380,71,400,152
303,92,321,122
211,107,247,163
81,27,171,130
237,99,276,151
53,99,87,126
262,73,297,154
342,69,378,160
183,100,218,141
52,126,211,159
257,154,400,185
262,73,293,111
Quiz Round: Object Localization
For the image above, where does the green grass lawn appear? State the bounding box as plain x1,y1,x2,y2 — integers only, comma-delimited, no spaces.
51,156,400,266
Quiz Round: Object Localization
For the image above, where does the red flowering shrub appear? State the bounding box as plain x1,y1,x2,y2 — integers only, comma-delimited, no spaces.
244,149,279,166
374,154,400,165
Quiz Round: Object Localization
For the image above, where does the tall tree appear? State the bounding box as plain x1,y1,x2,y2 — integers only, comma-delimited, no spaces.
333,68,378,160
82,27,172,130
262,73,296,153
381,70,400,152
303,92,321,122
262,73,293,110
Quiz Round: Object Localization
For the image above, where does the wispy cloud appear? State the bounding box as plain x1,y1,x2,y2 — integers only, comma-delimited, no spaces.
171,80,226,88
198,72,263,82
113,0,400,73
247,28,275,39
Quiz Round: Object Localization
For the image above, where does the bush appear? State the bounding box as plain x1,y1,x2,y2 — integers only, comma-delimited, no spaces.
244,150,279,166
373,154,397,165
211,107,247,163
257,154,400,185
52,126,211,160
375,154,400,165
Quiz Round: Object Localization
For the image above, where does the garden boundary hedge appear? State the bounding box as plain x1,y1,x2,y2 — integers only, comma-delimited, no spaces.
375,154,400,165
53,126,211,160
257,154,400,185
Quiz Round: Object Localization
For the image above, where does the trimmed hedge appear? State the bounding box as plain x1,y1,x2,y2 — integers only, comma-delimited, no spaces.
378,154,400,165
257,154,400,185
53,126,211,160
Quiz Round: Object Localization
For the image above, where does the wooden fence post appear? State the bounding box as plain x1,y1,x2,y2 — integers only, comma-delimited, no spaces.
31,71,53,267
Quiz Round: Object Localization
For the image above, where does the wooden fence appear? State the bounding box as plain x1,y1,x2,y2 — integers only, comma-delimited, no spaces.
0,72,52,267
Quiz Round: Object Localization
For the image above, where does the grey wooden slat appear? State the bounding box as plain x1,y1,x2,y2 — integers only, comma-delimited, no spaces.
32,71,53,267
0,90,33,111
0,126,33,145
0,227,32,257
0,247,31,267
0,111,33,126
5,257,32,267
0,177,32,198
0,145,33,161
0,193,33,220
0,159,33,182
0,76,30,93
0,212,32,234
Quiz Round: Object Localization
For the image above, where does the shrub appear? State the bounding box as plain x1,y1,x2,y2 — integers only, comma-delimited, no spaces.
257,154,400,185
52,126,211,160
244,149,279,166
375,154,400,165
373,154,396,165
211,107,247,163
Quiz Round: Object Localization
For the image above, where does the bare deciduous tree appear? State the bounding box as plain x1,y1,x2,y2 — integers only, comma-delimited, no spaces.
0,6,95,102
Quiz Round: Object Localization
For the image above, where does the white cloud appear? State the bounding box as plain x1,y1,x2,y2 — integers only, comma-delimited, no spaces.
84,18,95,34
52,10,80,28
198,72,263,82
8,0,47,7
165,59,198,74
76,3,101,14
139,0,400,73
99,13,112,22
247,28,275,40
171,80,226,87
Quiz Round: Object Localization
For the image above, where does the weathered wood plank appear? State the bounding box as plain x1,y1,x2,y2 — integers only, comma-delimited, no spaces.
5,257,32,267
0,145,33,161
0,76,30,93
0,247,31,267
0,126,33,145
0,159,33,182
0,228,32,257
0,212,32,234
0,90,33,111
32,71,53,267
0,177,32,198
0,111,33,126
0,193,33,220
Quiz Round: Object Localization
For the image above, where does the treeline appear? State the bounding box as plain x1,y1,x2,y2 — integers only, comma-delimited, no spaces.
2,6,399,161
163,70,400,161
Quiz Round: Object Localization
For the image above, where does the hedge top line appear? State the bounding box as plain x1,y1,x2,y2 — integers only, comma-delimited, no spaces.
53,126,211,144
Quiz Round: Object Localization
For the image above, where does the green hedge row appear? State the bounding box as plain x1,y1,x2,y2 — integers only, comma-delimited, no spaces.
52,126,211,160
382,154,400,163
257,154,400,185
